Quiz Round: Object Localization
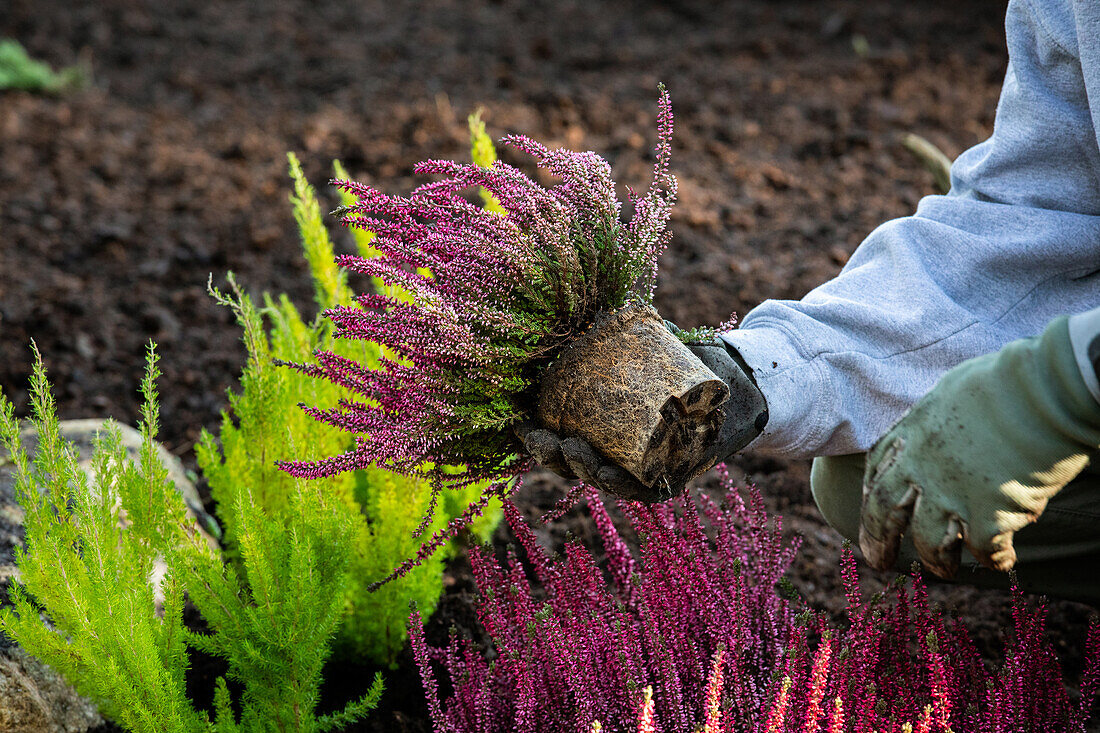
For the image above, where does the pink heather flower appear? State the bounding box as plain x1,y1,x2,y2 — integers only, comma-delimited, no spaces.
703,647,726,733
914,705,933,733
409,468,1100,732
825,697,845,733
279,88,680,573
638,687,657,733
764,677,793,733
802,632,833,732
280,92,676,485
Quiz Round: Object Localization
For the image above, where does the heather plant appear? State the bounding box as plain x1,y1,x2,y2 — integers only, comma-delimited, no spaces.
280,87,680,502
0,346,382,732
196,152,500,665
409,468,1100,732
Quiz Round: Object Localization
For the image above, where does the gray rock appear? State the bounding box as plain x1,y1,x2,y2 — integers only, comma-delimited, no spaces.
0,418,218,733
0,645,101,733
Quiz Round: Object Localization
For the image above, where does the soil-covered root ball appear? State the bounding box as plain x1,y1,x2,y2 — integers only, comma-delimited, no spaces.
537,302,729,492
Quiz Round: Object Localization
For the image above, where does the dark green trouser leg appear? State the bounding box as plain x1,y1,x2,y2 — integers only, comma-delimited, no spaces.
810,453,1100,606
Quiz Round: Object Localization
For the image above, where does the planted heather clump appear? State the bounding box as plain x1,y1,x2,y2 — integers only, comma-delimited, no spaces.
409,469,1100,732
410,471,798,732
281,87,731,511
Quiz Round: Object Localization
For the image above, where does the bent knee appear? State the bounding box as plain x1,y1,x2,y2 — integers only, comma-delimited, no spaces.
810,454,867,544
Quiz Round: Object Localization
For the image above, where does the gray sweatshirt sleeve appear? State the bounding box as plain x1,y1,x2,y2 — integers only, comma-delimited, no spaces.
720,0,1100,459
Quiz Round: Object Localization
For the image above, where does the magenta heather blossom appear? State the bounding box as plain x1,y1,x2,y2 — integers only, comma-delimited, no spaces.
409,467,1100,732
279,89,678,507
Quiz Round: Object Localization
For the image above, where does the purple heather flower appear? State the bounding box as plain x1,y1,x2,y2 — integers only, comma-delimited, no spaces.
279,89,680,570
410,467,1100,732
277,89,677,589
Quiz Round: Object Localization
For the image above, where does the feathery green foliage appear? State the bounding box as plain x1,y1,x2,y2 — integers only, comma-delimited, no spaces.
468,110,506,215
0,39,84,93
0,345,381,732
196,152,500,665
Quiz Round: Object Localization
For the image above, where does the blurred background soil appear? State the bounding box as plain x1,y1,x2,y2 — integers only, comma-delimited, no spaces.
2,1,1094,730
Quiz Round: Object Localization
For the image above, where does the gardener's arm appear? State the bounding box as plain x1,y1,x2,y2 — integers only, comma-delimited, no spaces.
859,308,1100,578
721,0,1100,458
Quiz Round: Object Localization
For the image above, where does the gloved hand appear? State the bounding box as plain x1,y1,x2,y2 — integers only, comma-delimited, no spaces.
517,331,768,501
859,316,1100,579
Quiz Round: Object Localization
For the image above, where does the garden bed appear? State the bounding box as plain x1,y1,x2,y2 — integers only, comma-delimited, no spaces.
3,1,1095,731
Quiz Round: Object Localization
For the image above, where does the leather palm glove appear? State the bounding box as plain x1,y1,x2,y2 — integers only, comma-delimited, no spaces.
859,316,1100,579
517,331,768,502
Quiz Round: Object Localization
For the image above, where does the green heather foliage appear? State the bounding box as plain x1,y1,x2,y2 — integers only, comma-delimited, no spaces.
196,152,500,665
0,39,83,93
0,345,382,732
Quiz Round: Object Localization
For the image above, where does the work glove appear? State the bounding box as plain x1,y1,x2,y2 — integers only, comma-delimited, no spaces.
859,316,1100,579
517,329,768,502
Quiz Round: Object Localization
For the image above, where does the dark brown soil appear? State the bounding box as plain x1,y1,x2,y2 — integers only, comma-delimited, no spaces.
2,1,1094,731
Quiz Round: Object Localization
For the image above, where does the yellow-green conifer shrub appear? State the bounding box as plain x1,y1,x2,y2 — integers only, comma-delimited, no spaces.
467,110,506,215
0,346,382,733
197,151,502,666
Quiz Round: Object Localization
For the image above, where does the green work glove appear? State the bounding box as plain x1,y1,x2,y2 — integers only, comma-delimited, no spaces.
518,332,768,502
859,316,1100,579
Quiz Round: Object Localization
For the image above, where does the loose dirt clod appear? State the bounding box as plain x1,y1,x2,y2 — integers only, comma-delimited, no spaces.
537,302,729,493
